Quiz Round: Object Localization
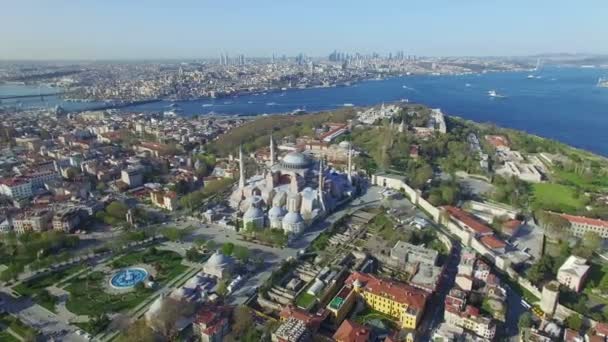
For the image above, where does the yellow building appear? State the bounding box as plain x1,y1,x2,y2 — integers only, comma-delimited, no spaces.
150,190,178,211
345,272,429,329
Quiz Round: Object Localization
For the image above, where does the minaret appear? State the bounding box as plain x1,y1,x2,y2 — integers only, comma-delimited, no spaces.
317,156,326,211
269,133,275,165
238,145,245,189
347,144,353,185
399,119,405,133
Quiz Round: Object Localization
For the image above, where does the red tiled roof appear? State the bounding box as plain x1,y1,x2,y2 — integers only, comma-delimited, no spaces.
319,124,347,141
345,272,429,312
564,329,581,342
279,305,326,330
596,322,608,336
588,335,604,342
465,305,480,317
503,219,522,230
0,177,29,187
443,206,493,235
480,235,507,250
484,135,510,148
560,213,608,229
333,320,371,342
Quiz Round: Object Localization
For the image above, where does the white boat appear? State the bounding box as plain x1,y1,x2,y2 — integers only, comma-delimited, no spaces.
465,83,471,87
488,90,506,98
290,108,306,115
399,98,409,103
527,58,543,79
343,103,354,107
266,102,277,106
202,104,213,107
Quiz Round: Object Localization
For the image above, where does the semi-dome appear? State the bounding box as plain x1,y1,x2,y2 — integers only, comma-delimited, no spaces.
283,211,304,225
339,141,351,149
243,205,264,219
281,151,311,169
205,251,232,268
268,206,287,220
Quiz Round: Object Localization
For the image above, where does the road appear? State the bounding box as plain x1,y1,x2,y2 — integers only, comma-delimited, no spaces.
0,290,87,342
418,238,460,340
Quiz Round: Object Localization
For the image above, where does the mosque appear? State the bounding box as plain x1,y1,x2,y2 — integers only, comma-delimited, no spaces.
229,135,355,236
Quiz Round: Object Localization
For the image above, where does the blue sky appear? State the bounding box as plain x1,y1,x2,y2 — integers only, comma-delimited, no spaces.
0,0,606,60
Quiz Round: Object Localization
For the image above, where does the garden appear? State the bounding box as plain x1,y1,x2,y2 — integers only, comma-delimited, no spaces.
64,248,187,317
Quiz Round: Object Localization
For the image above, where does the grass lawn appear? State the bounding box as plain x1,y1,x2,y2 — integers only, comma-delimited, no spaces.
354,307,397,330
14,264,85,297
65,271,155,317
14,264,85,312
65,249,187,317
295,291,316,309
554,169,608,192
0,331,19,342
532,183,585,212
369,214,400,245
0,314,37,339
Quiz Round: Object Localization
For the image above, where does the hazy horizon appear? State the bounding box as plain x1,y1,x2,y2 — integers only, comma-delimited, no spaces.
1,0,607,60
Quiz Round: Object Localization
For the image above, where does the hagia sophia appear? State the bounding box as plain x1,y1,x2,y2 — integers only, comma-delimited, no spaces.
230,135,356,236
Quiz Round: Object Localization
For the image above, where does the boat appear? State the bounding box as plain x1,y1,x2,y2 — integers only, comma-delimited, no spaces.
488,90,506,98
598,77,608,88
266,102,277,106
465,83,471,87
343,103,354,107
399,98,409,103
202,104,213,107
527,58,543,79
290,108,306,115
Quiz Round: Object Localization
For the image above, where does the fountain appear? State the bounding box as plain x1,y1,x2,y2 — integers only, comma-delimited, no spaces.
110,267,148,289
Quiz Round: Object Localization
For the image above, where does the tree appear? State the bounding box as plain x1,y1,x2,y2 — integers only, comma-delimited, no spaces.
232,305,255,335
412,163,433,189
106,201,129,220
185,247,201,262
118,319,156,342
216,279,229,297
582,231,601,252
565,314,583,331
536,211,570,241
518,312,533,330
233,245,250,262
149,297,188,340
526,255,555,286
96,182,107,192
221,242,235,256
161,227,186,242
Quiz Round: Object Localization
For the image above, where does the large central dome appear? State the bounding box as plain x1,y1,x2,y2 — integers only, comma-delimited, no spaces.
281,151,311,169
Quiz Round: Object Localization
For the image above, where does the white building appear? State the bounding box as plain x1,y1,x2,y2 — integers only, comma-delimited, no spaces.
121,167,144,188
0,178,32,199
559,213,608,239
557,255,589,292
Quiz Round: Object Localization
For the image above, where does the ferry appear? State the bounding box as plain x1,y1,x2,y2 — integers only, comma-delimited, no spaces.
488,90,506,98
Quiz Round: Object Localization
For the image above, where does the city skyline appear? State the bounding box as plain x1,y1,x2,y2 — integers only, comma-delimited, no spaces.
1,0,607,60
